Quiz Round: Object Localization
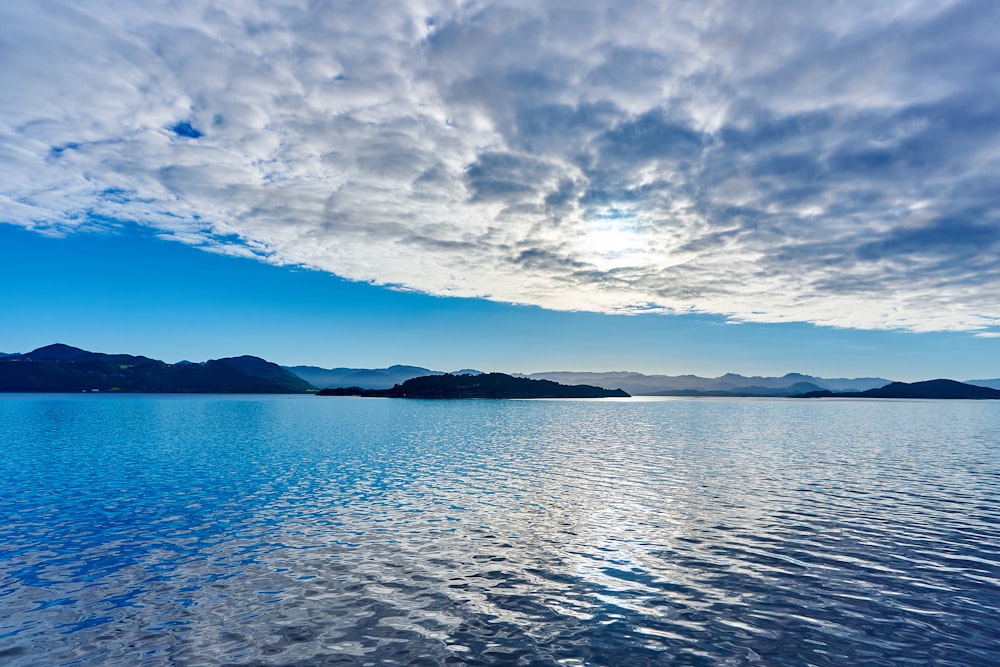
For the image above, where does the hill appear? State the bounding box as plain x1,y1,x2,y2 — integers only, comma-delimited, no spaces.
317,373,629,399
801,379,1000,399
0,344,314,393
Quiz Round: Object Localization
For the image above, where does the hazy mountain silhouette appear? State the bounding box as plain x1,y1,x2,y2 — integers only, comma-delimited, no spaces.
967,378,1000,390
648,381,825,397
285,364,442,389
525,371,890,396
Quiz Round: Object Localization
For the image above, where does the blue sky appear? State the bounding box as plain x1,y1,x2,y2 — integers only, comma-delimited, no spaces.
3,224,997,381
2,1,1000,380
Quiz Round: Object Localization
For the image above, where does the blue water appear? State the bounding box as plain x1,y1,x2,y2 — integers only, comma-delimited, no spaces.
0,395,997,666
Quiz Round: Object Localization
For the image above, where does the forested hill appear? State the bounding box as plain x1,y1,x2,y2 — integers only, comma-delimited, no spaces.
0,344,314,393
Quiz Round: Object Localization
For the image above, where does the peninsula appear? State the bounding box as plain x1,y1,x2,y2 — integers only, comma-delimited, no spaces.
317,372,630,399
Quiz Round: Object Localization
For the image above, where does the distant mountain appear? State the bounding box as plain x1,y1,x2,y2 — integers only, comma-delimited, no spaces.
288,365,889,395
649,381,825,397
317,373,629,399
526,371,890,396
285,364,442,390
802,379,1000,400
967,378,1000,390
0,344,314,393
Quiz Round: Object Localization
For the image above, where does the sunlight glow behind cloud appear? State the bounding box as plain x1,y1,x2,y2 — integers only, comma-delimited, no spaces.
2,0,1000,333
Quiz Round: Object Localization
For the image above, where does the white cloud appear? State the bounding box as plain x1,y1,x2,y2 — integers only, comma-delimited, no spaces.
2,0,1000,332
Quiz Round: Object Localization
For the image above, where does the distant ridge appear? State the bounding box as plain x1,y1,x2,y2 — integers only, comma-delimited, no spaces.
525,370,891,396
284,364,441,390
967,378,1000,390
0,344,314,393
6,344,997,399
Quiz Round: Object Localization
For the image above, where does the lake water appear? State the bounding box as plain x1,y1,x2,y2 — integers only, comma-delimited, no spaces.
0,394,997,666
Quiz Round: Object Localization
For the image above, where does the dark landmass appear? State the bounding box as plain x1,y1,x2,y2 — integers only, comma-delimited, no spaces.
0,344,315,393
800,379,1000,400
525,371,891,396
6,343,998,399
317,372,629,399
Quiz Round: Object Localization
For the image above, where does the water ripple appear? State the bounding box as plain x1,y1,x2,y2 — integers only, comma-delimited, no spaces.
0,395,998,665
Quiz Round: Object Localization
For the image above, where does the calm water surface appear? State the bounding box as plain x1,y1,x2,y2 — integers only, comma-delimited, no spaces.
0,395,997,666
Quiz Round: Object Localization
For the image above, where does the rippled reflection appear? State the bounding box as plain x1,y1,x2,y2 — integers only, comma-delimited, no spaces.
1,395,998,666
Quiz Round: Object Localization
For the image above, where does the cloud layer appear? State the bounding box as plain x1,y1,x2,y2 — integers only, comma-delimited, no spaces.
3,0,1000,332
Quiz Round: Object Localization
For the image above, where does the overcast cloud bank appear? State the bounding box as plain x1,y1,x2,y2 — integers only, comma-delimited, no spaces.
2,0,999,333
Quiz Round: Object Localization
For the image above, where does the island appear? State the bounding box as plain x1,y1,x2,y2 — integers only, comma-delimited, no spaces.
316,372,630,399
799,379,1000,399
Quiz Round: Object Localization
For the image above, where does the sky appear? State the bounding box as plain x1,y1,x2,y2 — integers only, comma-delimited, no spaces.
2,0,1000,381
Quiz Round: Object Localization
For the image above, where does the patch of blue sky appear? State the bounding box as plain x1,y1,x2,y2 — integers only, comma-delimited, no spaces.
1,223,997,382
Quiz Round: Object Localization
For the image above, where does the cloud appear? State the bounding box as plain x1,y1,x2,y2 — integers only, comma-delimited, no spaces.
2,0,1000,332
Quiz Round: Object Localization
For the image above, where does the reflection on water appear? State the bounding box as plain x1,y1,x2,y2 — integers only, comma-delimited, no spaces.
1,395,998,665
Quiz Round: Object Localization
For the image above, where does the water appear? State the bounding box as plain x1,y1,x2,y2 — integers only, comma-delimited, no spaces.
0,394,997,666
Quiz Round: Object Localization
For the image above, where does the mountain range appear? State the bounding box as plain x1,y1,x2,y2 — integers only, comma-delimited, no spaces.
3,344,1000,398
521,371,894,396
0,344,313,393
281,365,897,395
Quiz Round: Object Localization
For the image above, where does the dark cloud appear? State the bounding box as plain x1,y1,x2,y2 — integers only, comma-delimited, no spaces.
464,152,556,202
596,110,706,163
857,216,1000,262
